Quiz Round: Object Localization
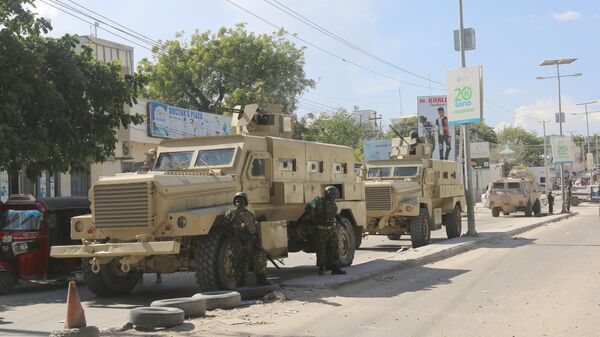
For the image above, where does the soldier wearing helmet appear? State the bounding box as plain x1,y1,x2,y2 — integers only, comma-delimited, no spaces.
310,186,346,276
223,192,269,287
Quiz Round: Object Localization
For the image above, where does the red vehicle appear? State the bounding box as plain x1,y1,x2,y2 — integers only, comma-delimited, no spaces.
0,194,90,294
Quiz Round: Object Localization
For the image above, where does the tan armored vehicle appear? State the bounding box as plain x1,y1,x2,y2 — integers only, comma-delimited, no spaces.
363,136,466,248
50,104,365,296
488,168,542,217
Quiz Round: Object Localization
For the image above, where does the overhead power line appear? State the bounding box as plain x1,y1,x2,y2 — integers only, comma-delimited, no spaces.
225,0,444,91
263,0,445,87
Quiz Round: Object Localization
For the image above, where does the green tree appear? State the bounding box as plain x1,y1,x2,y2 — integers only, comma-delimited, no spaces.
469,122,497,144
497,126,544,166
0,0,144,178
387,116,418,138
138,24,315,114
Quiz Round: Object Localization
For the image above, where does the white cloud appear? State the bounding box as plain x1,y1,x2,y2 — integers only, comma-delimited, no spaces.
551,11,583,22
32,1,58,19
503,88,522,96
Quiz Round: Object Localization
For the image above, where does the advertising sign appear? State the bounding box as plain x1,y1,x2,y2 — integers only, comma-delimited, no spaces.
470,142,490,169
363,139,392,162
417,95,456,161
147,102,232,139
446,65,483,125
551,136,573,164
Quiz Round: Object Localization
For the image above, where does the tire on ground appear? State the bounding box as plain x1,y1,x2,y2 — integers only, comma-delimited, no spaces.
491,206,499,217
444,204,462,239
570,196,580,206
0,272,16,295
192,290,241,310
236,283,281,300
82,258,139,297
336,216,356,267
387,234,402,241
49,326,100,337
151,297,206,317
129,307,184,329
410,207,431,248
533,199,542,216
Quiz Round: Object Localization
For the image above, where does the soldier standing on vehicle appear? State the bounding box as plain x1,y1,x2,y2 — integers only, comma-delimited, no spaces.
312,186,346,276
224,192,270,287
547,190,554,215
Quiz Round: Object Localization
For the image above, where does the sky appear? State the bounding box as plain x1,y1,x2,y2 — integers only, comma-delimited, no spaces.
33,0,600,138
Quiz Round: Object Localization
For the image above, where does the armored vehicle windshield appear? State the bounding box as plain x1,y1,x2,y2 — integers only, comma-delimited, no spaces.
367,165,420,179
154,147,238,171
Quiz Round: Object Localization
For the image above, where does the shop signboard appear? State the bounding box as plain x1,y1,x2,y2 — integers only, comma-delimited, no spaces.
446,65,483,125
551,136,573,164
417,95,456,161
147,101,232,139
363,139,392,162
470,142,490,170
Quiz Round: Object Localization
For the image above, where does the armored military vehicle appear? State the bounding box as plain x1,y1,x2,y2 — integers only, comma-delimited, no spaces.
488,168,542,217
50,104,365,296
363,136,465,248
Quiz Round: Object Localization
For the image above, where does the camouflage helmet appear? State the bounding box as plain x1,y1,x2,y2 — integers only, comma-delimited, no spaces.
324,186,340,200
233,192,248,205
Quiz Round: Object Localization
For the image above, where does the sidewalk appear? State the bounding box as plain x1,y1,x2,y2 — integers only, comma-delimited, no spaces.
281,212,574,289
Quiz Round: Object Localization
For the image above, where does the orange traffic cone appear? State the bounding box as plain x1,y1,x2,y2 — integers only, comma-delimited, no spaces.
64,280,87,329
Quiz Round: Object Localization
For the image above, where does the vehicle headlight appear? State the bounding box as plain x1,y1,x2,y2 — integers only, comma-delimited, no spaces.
74,221,84,233
405,205,413,213
12,241,29,255
177,216,188,229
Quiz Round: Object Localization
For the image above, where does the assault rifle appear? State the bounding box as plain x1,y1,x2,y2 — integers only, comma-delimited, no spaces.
238,228,285,269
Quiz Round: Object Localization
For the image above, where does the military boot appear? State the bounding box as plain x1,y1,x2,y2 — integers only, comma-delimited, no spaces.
256,274,272,286
331,265,346,275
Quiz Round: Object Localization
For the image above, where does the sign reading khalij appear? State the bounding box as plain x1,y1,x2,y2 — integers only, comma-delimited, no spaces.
446,65,483,125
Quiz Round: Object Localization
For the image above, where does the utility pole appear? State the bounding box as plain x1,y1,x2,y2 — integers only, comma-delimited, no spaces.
539,120,550,190
369,111,382,139
458,0,477,236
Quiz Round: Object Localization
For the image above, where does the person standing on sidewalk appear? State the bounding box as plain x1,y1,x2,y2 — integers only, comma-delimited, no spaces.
547,191,554,215
566,180,573,212
311,186,346,276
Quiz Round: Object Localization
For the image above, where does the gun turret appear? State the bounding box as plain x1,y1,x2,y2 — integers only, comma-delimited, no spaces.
231,104,293,138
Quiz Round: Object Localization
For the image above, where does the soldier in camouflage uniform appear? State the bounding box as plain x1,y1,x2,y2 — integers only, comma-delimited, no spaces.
224,192,269,287
312,186,346,276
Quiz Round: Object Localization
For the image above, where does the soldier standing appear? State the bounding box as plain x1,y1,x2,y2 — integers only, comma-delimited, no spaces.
224,192,269,287
312,186,346,276
566,180,573,212
547,190,555,215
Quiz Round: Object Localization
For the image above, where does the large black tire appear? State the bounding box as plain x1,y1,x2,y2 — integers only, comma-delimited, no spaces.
0,271,16,295
533,199,542,216
336,216,356,267
525,201,533,217
354,226,363,249
195,231,237,291
444,205,462,239
387,234,402,241
82,259,139,297
410,208,431,248
129,307,184,329
491,206,500,217
192,290,241,310
151,297,206,317
570,196,580,206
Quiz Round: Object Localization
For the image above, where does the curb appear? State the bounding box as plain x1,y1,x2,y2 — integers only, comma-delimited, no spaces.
281,213,575,290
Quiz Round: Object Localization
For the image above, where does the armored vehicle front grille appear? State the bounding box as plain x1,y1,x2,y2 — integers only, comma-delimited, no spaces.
365,186,392,211
93,182,153,228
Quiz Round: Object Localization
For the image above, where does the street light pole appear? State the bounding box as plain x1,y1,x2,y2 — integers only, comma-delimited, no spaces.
538,120,550,190
537,58,581,213
458,0,476,236
574,101,599,158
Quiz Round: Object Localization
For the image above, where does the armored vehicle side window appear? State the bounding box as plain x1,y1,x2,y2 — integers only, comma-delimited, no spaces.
307,160,324,173
333,163,347,174
507,182,520,189
492,182,505,189
278,159,296,171
367,167,391,178
155,151,194,170
393,166,419,177
195,148,235,167
251,158,265,177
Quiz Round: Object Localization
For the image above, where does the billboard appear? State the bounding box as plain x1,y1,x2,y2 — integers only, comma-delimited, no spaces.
417,95,456,161
551,136,573,164
147,101,232,139
363,139,392,162
447,65,483,125
470,142,490,170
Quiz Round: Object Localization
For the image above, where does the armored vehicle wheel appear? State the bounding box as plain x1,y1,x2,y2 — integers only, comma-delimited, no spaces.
82,258,139,297
570,196,580,207
491,207,500,217
410,208,431,248
195,231,237,291
533,199,542,216
387,234,402,241
0,272,16,295
444,205,462,239
525,201,533,217
336,217,356,267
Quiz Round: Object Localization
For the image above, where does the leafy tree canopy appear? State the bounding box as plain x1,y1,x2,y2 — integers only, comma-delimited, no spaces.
138,24,315,114
496,126,544,166
469,122,497,144
0,0,144,178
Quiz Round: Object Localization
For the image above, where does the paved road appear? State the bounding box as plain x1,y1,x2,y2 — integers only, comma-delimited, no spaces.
0,202,577,336
196,203,600,337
